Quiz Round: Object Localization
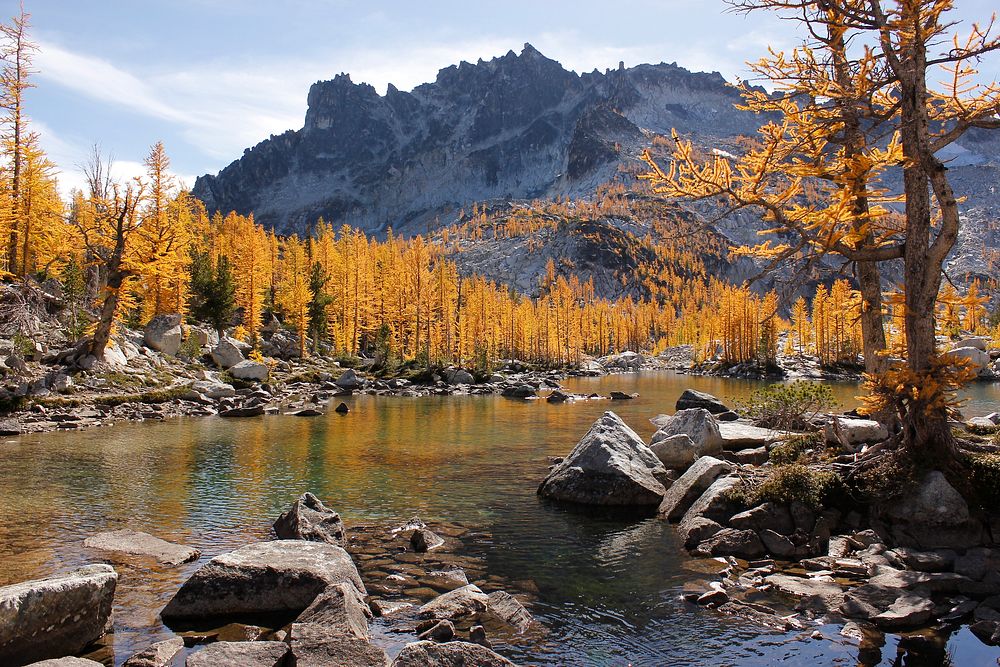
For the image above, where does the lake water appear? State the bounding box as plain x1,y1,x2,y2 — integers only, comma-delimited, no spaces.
2,372,999,666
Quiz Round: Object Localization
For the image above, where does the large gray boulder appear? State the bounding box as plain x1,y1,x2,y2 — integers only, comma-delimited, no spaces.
336,369,361,389
274,492,346,545
443,368,475,385
0,564,118,665
211,337,245,369
391,641,517,667
681,475,742,526
24,660,104,667
675,389,730,414
83,529,200,566
885,471,982,549
649,433,698,469
294,582,370,639
287,623,389,667
650,409,723,455
190,379,235,399
161,541,365,623
230,360,269,381
717,421,787,450
538,411,667,505
945,346,991,376
143,314,183,355
658,456,732,521
823,417,888,447
185,641,289,667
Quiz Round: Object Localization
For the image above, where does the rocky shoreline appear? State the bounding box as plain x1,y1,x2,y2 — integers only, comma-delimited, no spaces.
0,493,538,666
536,389,1000,663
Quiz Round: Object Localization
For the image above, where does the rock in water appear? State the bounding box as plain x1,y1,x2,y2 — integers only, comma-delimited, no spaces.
83,529,200,565
657,456,732,521
185,641,289,667
286,623,390,667
675,389,729,414
486,591,534,633
121,638,185,667
391,641,517,667
538,411,667,505
419,584,489,620
274,492,346,545
0,564,118,665
294,582,371,639
23,659,105,667
411,528,445,552
160,541,365,623
650,409,723,456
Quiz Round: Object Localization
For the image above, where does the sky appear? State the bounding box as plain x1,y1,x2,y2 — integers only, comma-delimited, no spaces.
8,0,1000,196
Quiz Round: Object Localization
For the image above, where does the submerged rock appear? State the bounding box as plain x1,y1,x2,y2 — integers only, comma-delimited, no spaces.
161,541,365,623
487,590,534,633
538,411,666,505
122,638,185,667
0,564,118,665
273,492,346,545
83,529,200,565
411,528,445,552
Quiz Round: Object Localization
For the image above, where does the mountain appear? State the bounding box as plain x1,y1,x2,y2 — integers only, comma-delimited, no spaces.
192,44,762,236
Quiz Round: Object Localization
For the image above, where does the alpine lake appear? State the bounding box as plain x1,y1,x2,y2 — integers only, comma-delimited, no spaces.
3,372,1000,666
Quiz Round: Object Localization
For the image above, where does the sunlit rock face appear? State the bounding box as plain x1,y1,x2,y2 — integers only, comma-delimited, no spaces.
192,44,759,237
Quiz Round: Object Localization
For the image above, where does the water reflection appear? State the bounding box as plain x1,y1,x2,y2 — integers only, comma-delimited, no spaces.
0,371,998,665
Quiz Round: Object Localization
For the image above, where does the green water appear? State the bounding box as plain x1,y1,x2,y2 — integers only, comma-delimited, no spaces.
1,371,998,666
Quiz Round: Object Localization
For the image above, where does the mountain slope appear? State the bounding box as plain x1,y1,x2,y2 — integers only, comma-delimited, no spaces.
192,44,761,236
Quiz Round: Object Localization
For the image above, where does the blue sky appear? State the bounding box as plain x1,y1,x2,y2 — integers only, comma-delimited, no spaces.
10,0,1000,195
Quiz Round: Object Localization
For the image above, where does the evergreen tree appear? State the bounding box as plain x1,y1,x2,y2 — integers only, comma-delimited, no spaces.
307,261,331,354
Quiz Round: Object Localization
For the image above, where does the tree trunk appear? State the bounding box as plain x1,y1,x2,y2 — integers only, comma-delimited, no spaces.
897,18,956,464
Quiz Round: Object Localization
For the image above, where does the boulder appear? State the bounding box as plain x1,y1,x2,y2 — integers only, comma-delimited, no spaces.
677,516,723,549
759,529,801,559
675,389,729,414
729,503,795,535
537,411,666,505
443,368,475,385
696,528,765,559
418,619,455,642
547,390,571,403
0,564,118,665
419,584,489,620
83,529,200,565
681,475,742,526
657,456,732,521
191,379,235,399
143,314,183,355
765,573,845,612
25,660,104,667
954,336,990,351
650,409,722,455
824,417,888,447
187,326,218,349
945,346,991,376
122,637,185,667
335,369,361,389
294,582,370,639
486,591,533,633
286,622,389,667
335,402,350,414
211,338,245,369
717,421,788,450
185,641,289,667
161,541,365,623
219,405,265,418
968,416,1000,431
884,471,981,550
502,384,536,399
273,492,346,545
841,584,935,629
649,433,697,469
391,641,517,667
411,528,444,552
230,360,269,381
610,391,637,400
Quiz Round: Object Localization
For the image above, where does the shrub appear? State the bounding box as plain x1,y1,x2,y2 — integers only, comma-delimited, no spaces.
739,380,836,431
968,453,1000,510
851,449,918,502
769,432,825,465
724,464,841,510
